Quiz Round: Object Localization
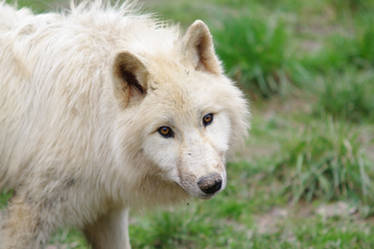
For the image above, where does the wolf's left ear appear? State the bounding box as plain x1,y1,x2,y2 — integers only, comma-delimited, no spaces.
112,51,149,108
183,20,222,75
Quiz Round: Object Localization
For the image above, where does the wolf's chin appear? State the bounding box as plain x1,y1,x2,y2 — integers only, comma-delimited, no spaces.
177,184,217,200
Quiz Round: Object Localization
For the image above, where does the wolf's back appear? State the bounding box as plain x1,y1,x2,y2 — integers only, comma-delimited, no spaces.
0,3,34,190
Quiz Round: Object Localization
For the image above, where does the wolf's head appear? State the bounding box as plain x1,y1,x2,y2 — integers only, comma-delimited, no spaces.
111,20,249,200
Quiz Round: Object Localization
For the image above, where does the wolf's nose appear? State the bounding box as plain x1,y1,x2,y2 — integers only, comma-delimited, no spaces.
197,173,222,195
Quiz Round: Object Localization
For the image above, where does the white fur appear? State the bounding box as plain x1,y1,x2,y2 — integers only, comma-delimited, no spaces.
0,1,249,248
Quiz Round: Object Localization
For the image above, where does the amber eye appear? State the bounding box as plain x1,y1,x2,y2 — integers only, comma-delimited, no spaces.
158,126,174,138
202,113,214,127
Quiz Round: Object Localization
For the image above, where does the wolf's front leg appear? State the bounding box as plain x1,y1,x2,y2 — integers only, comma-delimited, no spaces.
84,208,131,249
0,195,52,249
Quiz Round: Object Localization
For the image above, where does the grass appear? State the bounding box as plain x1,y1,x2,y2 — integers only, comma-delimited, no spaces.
314,71,374,122
1,0,374,248
273,119,374,205
302,26,374,74
213,15,291,97
0,190,13,209
48,229,89,249
5,0,55,12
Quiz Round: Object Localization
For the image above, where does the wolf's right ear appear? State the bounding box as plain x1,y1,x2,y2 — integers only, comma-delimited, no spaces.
112,51,149,108
182,20,222,75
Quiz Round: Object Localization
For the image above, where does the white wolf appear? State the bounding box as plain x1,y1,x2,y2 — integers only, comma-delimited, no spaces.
0,1,249,248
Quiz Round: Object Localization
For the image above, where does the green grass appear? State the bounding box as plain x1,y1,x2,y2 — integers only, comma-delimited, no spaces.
290,217,374,249
1,0,374,248
48,229,89,249
214,15,291,97
273,119,374,205
302,27,374,74
314,71,374,122
328,0,374,14
0,190,13,209
5,0,56,12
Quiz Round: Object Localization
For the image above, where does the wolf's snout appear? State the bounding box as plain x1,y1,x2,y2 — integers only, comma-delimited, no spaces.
197,173,222,195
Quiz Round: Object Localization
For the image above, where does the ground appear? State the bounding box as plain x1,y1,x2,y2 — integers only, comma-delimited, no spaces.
1,0,374,248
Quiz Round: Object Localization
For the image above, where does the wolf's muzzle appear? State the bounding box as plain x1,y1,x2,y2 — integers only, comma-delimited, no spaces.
197,173,222,195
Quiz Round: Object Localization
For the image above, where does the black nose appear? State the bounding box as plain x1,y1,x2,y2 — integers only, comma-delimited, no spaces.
197,173,222,195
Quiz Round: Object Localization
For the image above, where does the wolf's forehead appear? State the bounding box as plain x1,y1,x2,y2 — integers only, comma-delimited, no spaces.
148,62,218,114
157,83,194,109
150,82,205,118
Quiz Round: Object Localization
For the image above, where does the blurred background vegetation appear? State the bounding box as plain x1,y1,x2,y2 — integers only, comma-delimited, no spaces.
1,0,374,248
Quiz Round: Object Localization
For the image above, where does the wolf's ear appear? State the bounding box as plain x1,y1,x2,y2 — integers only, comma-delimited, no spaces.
183,20,222,75
112,51,149,108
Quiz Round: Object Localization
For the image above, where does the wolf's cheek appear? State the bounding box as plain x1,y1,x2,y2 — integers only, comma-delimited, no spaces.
204,112,231,154
141,134,180,182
